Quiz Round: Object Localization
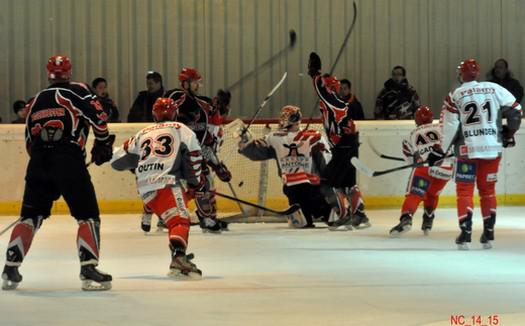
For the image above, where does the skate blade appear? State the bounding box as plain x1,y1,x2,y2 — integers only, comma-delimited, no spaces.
481,241,493,249
167,269,202,280
156,227,167,233
354,222,371,230
1,279,20,291
423,229,431,236
81,280,112,291
457,243,469,250
329,225,353,231
389,226,411,238
201,229,222,234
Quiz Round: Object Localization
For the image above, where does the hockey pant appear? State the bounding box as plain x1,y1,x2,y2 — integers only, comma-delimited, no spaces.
283,183,331,225
143,185,191,253
454,157,501,228
5,151,102,268
401,166,451,217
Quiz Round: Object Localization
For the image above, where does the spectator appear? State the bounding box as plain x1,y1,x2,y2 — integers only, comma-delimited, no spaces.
487,58,524,103
11,100,27,124
91,77,120,122
374,66,419,120
127,71,164,122
339,79,365,120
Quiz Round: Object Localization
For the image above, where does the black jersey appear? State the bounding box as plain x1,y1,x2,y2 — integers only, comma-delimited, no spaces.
25,81,109,155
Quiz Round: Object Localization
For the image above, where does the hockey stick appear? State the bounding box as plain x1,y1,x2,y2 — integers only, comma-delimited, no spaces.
0,218,20,237
305,1,357,130
226,30,296,92
240,72,288,136
351,157,424,177
213,191,300,216
367,137,405,162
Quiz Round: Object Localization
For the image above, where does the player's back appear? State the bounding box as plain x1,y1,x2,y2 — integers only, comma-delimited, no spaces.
449,80,515,158
407,123,442,162
131,121,201,195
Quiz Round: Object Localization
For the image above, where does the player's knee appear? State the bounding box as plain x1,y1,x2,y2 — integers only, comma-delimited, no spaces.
20,214,47,229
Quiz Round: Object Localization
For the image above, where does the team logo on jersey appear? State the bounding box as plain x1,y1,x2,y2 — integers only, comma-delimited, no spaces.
455,161,476,183
410,176,429,197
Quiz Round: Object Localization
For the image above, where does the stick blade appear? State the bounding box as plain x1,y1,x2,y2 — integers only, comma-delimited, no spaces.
351,157,375,177
282,204,301,216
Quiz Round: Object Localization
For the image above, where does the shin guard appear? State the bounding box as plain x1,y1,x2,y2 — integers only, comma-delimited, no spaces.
77,219,100,266
5,217,42,267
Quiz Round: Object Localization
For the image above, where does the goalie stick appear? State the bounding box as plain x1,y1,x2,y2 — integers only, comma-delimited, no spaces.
240,71,288,136
226,30,296,92
367,137,405,162
214,191,300,216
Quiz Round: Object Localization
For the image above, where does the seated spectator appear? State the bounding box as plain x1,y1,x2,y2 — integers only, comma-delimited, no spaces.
11,100,27,124
487,58,523,103
374,66,419,120
338,79,365,120
127,71,164,122
91,77,120,122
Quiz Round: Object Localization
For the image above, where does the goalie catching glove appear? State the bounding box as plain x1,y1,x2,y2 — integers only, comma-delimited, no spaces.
90,134,116,166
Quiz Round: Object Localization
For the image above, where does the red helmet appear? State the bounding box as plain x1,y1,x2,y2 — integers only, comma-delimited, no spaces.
322,75,341,94
152,97,178,122
47,55,72,80
179,68,202,82
458,59,480,82
415,105,434,126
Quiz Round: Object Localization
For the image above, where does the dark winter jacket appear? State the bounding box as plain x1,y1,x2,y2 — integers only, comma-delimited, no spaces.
341,94,365,120
127,88,164,122
488,76,524,103
374,78,419,120
97,95,120,122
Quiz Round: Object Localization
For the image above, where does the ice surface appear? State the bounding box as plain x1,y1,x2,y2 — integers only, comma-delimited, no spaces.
1,207,525,326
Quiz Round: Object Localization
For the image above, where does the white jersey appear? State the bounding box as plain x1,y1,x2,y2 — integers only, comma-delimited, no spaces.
111,121,203,196
441,81,522,159
240,129,323,186
402,123,452,179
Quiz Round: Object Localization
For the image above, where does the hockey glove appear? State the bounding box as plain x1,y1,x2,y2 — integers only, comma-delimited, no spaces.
209,161,232,182
91,134,116,166
427,145,446,167
308,52,322,77
502,125,517,148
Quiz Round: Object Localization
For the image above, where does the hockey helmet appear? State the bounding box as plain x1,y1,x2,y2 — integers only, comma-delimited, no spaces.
415,105,434,126
279,105,302,129
47,55,72,80
179,68,202,82
458,59,480,82
152,97,178,122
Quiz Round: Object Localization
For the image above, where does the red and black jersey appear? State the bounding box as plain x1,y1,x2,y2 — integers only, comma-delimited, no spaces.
25,81,109,155
164,88,225,146
312,75,357,147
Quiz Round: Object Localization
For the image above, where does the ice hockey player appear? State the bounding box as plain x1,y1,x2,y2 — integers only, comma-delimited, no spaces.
238,105,330,228
164,68,232,233
1,55,115,291
307,52,370,230
428,59,522,250
111,97,204,279
389,105,452,237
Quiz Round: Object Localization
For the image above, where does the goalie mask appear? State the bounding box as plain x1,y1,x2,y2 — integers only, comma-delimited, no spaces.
279,105,302,129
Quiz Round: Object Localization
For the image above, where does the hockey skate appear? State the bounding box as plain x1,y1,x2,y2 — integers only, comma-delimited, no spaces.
389,214,412,237
156,218,167,232
351,209,371,229
328,214,353,231
141,212,152,233
421,210,435,236
80,265,112,291
219,220,230,231
168,253,202,280
456,217,472,250
1,265,22,291
199,218,222,234
480,228,494,249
